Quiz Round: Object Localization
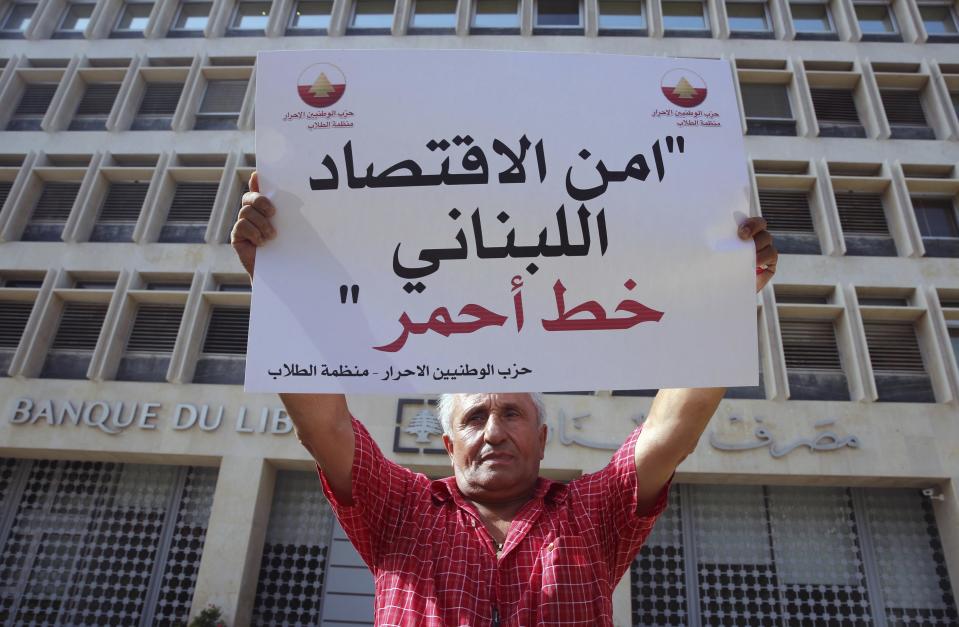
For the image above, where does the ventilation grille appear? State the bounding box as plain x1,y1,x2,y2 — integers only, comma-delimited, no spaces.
880,90,928,126
126,304,184,353
863,321,926,373
758,190,815,232
137,82,184,116
835,193,889,234
51,302,109,351
100,182,148,222
14,84,58,117
202,306,249,354
0,301,34,349
810,88,860,123
199,80,247,114
75,83,121,117
780,319,842,370
167,182,217,223
31,182,80,222
0,181,12,208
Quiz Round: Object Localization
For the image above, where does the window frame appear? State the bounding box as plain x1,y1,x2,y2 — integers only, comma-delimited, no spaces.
853,0,899,35
286,0,333,33
917,2,959,37
533,0,584,29
661,0,710,33
408,0,458,31
789,0,836,34
112,0,153,35
0,1,37,35
597,0,647,32
348,0,396,31
168,0,213,34
726,0,772,33
470,0,520,31
227,0,272,33
55,1,96,36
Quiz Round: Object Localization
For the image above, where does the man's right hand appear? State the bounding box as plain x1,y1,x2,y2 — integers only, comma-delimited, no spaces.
231,171,276,279
229,170,355,503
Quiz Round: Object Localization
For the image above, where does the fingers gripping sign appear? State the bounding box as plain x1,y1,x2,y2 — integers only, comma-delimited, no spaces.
737,216,778,293
231,171,277,278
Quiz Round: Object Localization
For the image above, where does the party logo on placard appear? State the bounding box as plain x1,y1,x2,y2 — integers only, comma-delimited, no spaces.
297,63,347,108
660,68,707,108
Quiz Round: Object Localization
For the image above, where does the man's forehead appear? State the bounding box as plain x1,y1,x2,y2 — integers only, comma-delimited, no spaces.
454,393,535,414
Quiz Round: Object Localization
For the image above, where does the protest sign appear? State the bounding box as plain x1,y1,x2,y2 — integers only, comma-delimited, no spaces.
248,49,757,393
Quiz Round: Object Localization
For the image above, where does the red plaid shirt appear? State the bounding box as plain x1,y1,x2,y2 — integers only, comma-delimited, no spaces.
317,417,670,626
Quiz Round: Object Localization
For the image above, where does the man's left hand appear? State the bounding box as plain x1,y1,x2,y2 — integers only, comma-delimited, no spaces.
739,217,778,293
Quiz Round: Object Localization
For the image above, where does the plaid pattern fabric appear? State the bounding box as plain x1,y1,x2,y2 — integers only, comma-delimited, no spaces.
317,417,670,626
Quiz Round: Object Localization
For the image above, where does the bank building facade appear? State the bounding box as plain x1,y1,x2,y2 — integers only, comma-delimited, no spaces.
0,0,958,623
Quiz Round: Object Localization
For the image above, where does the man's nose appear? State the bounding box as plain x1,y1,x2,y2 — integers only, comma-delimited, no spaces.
483,413,508,443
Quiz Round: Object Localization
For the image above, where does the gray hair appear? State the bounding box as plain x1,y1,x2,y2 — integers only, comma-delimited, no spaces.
436,393,547,436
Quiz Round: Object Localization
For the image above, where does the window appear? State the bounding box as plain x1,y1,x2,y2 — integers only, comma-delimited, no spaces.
880,90,934,140
55,2,94,36
598,0,645,31
160,182,218,243
919,3,959,39
912,196,959,258
40,301,109,379
758,190,820,254
835,192,897,256
0,2,36,35
0,299,35,374
472,0,519,30
349,0,395,30
6,83,57,131
410,0,456,30
727,2,772,35
535,0,582,29
287,0,333,32
810,88,865,137
169,0,211,34
0,181,11,208
113,1,152,35
90,182,148,242
789,2,836,38
741,83,796,136
116,304,184,382
863,321,934,402
662,0,708,32
193,306,250,384
855,2,899,39
23,182,80,241
69,83,121,131
780,319,848,400
132,82,183,130
228,0,271,33
194,80,247,130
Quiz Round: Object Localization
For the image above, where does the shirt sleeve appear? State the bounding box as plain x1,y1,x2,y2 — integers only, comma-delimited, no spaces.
568,424,673,581
316,415,415,571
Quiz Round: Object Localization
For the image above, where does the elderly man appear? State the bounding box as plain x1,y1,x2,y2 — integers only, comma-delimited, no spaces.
233,172,777,626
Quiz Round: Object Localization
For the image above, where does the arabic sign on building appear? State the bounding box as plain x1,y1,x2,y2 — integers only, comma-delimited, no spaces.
249,50,756,393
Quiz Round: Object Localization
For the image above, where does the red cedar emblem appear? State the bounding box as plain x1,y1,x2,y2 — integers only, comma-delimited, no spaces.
297,63,347,108
660,68,708,108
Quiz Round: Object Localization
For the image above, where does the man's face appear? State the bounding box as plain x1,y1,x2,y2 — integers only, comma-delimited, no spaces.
443,393,547,504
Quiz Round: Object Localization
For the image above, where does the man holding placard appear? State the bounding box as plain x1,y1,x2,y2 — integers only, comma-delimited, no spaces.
232,169,777,625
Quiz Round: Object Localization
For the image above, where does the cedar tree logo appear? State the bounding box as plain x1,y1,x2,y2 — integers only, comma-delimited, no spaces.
297,63,346,108
660,68,707,108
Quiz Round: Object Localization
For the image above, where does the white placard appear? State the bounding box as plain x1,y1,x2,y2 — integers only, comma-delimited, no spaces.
248,49,757,393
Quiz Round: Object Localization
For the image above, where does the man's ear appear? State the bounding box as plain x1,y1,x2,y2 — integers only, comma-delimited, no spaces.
538,423,547,460
442,433,454,459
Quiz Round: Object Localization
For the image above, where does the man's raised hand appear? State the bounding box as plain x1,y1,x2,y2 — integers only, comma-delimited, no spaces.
231,171,276,279
738,216,778,293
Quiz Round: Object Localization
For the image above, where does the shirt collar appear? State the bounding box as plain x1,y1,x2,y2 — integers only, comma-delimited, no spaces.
430,475,568,507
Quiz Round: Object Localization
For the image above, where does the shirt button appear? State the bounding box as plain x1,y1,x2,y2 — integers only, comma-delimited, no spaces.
547,542,554,552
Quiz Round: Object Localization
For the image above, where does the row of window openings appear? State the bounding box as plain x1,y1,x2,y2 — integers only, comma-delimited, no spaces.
2,0,957,37
7,76,958,139
0,292,955,399
2,173,955,252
